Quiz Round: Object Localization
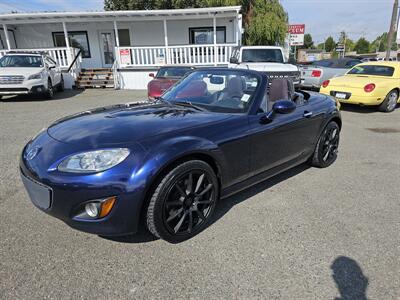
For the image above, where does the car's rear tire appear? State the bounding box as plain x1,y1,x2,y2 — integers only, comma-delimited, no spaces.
310,121,340,168
379,89,398,112
58,75,64,92
146,160,219,243
45,78,54,99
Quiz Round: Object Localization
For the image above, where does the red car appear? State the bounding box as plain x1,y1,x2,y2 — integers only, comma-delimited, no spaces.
147,66,194,100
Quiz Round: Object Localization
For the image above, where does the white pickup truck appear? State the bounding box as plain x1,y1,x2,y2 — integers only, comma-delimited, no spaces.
229,46,301,86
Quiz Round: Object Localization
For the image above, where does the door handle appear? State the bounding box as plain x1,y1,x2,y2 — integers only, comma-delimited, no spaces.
303,111,313,118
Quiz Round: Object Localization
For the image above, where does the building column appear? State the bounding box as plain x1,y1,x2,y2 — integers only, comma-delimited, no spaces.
163,18,169,64
213,14,217,65
113,20,120,47
62,22,72,64
2,24,11,50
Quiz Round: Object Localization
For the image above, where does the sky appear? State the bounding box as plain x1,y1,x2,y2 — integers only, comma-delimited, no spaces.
0,0,395,43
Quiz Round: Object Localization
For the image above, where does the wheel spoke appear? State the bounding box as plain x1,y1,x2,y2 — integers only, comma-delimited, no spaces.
197,184,213,197
194,173,205,193
330,129,337,141
175,184,187,197
167,208,183,222
166,200,183,207
186,173,193,194
174,212,187,233
197,199,213,205
196,209,206,221
323,145,332,161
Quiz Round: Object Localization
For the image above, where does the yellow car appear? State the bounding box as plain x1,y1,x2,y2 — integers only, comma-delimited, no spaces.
320,61,400,112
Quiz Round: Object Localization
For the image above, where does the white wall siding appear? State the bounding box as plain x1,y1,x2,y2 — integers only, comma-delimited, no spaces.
12,17,236,69
119,70,154,90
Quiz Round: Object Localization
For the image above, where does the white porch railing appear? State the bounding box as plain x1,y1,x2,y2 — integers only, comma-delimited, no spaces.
116,44,237,67
0,47,78,69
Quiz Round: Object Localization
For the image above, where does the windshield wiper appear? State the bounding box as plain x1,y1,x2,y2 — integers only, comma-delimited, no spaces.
154,96,171,105
173,101,206,111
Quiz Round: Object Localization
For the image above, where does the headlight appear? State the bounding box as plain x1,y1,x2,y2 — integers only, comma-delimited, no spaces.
28,72,43,80
58,148,130,173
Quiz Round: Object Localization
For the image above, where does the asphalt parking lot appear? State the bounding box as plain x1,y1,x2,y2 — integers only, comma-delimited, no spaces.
0,90,399,299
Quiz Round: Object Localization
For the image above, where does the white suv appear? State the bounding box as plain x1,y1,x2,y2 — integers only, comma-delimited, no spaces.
0,52,63,99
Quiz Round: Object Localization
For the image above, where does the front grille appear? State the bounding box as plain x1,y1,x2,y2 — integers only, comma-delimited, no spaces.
0,75,25,84
263,71,301,83
0,87,29,92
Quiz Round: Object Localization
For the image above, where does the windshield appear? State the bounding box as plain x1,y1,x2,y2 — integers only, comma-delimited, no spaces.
241,49,284,63
0,55,43,68
162,69,260,114
348,65,394,77
156,67,193,78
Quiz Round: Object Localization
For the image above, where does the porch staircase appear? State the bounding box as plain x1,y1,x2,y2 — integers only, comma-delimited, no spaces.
75,68,114,89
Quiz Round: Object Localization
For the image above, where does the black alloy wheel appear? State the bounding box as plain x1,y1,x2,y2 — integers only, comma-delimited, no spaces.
147,160,218,243
310,121,340,168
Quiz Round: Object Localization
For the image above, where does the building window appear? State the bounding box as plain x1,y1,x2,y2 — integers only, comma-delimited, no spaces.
53,31,91,58
189,27,226,44
118,29,131,46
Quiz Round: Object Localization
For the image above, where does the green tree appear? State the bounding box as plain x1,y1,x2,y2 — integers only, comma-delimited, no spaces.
369,32,398,52
345,38,355,52
324,36,336,52
303,33,314,49
104,0,289,46
354,37,370,54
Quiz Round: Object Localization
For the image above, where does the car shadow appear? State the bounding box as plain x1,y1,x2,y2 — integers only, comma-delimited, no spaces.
339,103,380,114
0,89,83,102
103,163,310,244
331,256,369,300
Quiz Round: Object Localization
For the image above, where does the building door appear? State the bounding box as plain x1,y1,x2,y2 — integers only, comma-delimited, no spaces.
99,31,115,68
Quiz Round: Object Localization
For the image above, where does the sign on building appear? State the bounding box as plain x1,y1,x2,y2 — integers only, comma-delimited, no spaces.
288,24,305,46
119,49,131,65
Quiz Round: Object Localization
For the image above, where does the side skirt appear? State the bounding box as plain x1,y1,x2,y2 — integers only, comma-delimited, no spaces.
220,155,309,199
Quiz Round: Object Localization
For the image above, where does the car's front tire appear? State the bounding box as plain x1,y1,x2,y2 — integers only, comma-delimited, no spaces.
310,121,340,168
45,78,54,99
146,160,219,243
379,89,398,112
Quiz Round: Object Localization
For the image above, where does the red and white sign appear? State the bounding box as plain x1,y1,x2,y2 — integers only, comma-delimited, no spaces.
288,24,305,46
119,49,131,65
288,24,305,34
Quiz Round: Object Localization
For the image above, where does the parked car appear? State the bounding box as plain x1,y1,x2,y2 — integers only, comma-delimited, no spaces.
320,61,400,112
20,68,341,243
229,46,301,86
0,51,64,99
147,66,194,100
299,58,362,90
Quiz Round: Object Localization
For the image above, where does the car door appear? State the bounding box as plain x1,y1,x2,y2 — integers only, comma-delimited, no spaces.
45,57,60,85
248,98,322,176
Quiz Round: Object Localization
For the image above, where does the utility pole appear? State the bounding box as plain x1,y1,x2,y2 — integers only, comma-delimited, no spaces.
386,0,399,60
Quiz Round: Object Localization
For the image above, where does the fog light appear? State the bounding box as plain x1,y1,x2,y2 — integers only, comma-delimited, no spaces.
37,87,42,92
85,202,100,218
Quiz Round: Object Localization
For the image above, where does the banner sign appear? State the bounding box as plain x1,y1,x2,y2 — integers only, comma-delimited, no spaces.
288,24,305,46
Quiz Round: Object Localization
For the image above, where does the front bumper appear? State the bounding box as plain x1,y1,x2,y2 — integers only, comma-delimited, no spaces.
19,132,148,236
0,79,47,95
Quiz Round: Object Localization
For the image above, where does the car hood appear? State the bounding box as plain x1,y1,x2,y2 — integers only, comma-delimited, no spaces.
230,63,298,72
330,75,391,88
0,67,44,76
47,102,231,146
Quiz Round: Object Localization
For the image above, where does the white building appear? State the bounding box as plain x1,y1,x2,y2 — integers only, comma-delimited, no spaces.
0,6,242,89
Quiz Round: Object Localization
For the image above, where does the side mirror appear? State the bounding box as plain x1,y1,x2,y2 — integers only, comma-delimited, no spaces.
229,57,239,64
260,100,296,124
149,73,155,78
272,100,296,114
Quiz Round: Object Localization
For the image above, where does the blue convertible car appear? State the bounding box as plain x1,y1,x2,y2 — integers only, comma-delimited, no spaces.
20,68,341,243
